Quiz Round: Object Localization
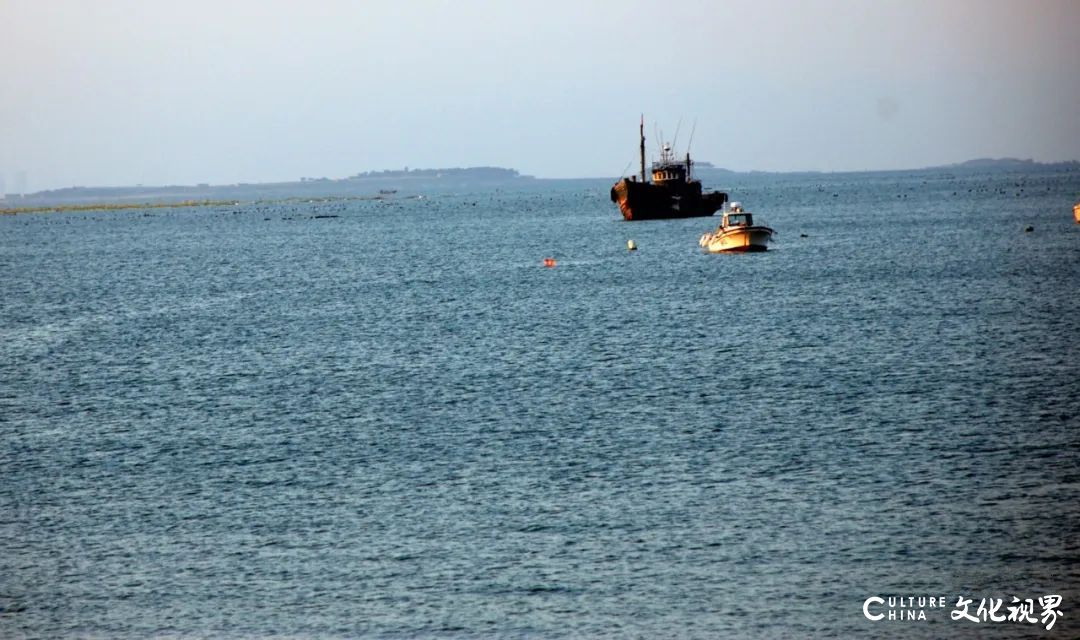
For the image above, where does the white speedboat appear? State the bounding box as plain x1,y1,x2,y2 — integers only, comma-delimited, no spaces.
699,203,774,253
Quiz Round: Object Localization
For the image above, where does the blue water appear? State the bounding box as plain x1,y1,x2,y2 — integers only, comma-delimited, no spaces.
2,171,1079,638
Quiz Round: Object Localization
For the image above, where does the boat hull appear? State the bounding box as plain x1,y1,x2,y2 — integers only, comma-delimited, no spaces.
699,226,774,253
611,178,727,221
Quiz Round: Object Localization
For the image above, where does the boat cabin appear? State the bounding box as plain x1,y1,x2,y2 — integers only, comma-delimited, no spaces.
651,162,687,184
723,212,754,227
650,143,690,184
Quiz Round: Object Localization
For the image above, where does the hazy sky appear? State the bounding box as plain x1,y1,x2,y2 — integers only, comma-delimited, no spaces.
2,0,1079,191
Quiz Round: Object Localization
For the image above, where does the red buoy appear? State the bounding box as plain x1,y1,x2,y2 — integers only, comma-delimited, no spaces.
543,257,556,267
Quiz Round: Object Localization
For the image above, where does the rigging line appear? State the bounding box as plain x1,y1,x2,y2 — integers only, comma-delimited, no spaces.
671,118,683,154
686,119,698,155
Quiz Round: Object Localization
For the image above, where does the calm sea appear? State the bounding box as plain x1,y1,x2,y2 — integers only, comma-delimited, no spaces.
2,170,1079,639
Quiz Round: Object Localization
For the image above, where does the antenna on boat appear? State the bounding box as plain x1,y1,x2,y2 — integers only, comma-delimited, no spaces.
686,119,698,155
639,114,646,182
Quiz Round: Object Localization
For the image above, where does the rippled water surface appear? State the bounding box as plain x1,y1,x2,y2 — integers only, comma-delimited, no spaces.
3,171,1080,638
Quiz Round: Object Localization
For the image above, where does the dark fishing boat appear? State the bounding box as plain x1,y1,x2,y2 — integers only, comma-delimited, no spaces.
610,118,728,221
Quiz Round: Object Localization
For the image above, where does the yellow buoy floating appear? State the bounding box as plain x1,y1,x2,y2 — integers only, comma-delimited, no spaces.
627,239,637,251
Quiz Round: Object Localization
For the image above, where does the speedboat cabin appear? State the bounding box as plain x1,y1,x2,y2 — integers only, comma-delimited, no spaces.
724,212,753,227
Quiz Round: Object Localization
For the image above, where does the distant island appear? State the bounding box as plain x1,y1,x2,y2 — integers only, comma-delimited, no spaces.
934,157,1080,171
345,166,525,181
691,157,1080,177
7,166,535,208
4,159,1077,209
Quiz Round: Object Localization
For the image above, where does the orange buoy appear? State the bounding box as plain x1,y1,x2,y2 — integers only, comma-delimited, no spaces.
543,257,556,267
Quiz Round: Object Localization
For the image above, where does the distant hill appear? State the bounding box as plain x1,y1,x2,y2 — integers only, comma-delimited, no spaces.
690,157,1080,177
11,166,534,206
931,158,1080,172
347,166,526,180
690,161,736,175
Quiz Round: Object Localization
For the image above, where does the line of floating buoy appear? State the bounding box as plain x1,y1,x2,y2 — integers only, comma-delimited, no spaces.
543,257,556,267
627,239,637,251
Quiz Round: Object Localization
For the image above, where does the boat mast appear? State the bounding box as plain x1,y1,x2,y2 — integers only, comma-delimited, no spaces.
639,115,647,183
684,119,698,183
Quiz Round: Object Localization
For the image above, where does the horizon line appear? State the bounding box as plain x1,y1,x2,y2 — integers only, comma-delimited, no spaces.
7,157,1080,197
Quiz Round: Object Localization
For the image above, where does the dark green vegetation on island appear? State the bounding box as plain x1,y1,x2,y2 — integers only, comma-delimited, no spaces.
10,166,534,208
344,166,525,180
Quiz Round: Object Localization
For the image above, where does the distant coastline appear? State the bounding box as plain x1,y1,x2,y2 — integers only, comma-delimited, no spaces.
692,157,1080,177
3,166,535,209
3,159,1077,209
0,199,243,216
934,157,1080,171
